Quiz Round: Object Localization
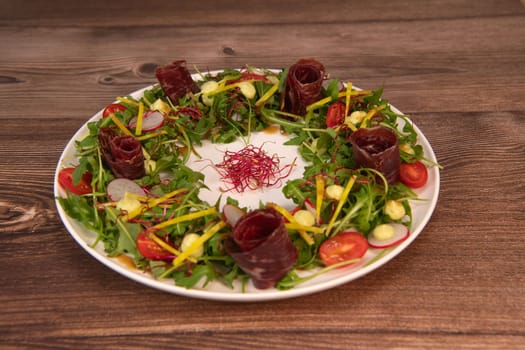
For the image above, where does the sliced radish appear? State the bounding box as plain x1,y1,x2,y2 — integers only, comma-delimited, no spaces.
222,204,245,227
368,223,410,249
107,178,146,202
128,110,165,132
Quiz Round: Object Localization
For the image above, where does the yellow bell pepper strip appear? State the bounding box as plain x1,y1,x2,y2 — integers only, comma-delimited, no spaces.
135,102,144,136
268,203,315,245
306,96,333,112
315,175,325,225
345,82,353,117
267,202,294,222
148,231,197,264
360,104,387,128
172,220,227,267
108,114,134,137
151,207,217,231
135,130,168,141
125,188,189,220
325,175,357,236
206,79,259,96
116,97,139,107
255,82,279,109
284,223,324,234
306,89,373,112
148,232,185,258
148,188,188,208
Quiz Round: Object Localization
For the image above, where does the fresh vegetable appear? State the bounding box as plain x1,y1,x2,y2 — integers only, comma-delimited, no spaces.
58,167,92,195
399,160,428,188
319,231,368,267
128,110,165,132
136,231,175,261
106,178,145,202
368,223,409,249
102,103,127,118
222,204,246,227
326,102,345,128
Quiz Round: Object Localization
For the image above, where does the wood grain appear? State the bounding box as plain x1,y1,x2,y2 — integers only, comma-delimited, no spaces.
1,0,524,349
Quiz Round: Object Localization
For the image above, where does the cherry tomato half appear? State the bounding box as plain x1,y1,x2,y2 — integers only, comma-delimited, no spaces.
58,167,93,195
319,231,368,267
136,232,174,261
399,160,428,189
326,102,346,128
102,103,127,118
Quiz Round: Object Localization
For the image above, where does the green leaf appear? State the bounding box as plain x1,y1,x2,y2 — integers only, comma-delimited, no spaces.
174,264,216,289
105,207,141,257
282,179,307,205
57,193,102,234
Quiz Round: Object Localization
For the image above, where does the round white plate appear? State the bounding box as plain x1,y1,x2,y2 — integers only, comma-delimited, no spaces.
55,78,440,302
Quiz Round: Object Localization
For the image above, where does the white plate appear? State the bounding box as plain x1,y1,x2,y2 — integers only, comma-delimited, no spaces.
55,78,440,302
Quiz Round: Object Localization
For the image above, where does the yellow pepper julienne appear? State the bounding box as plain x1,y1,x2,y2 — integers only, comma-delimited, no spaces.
268,203,316,245
172,220,227,267
135,102,144,136
325,175,357,236
124,188,189,220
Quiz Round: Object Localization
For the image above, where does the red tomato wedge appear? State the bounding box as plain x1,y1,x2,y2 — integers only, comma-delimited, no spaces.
319,231,368,267
326,102,346,128
58,167,93,195
136,232,174,261
102,103,127,118
399,160,428,188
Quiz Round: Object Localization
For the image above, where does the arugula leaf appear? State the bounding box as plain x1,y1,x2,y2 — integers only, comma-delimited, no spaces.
105,207,141,257
57,193,102,234
173,264,216,289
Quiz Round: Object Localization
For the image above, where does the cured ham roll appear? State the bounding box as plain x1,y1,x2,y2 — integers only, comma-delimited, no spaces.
349,126,400,184
98,127,145,179
283,58,325,116
225,207,298,289
155,60,199,105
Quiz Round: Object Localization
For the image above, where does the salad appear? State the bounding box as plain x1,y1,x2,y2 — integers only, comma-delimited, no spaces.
56,59,437,291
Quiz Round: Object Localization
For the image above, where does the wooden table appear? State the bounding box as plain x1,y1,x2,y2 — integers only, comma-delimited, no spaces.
1,0,524,348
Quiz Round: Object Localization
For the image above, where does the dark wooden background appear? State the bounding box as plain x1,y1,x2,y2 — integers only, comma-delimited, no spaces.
1,0,524,349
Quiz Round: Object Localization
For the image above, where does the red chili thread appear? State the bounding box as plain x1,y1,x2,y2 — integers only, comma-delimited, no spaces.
215,144,296,193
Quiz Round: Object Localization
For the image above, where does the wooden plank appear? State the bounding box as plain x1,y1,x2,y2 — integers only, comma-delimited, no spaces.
1,15,524,119
1,0,524,26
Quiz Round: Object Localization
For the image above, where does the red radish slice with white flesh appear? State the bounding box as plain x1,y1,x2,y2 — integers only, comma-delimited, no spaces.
368,223,410,249
128,110,165,132
222,204,245,227
107,178,146,201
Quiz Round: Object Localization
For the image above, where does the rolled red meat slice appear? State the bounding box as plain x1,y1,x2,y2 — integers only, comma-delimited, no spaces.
349,126,400,184
283,58,325,116
224,207,298,289
98,127,145,179
155,60,199,105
